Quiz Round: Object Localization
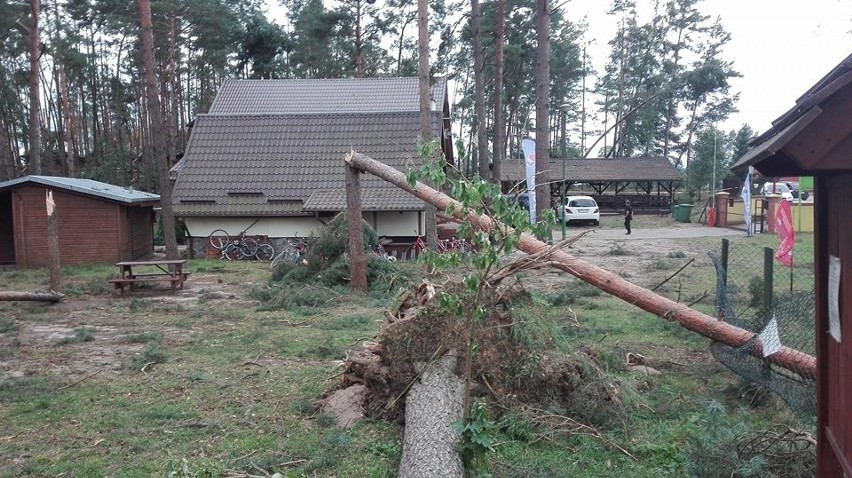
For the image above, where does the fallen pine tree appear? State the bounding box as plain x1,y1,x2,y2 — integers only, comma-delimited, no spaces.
334,149,817,477
0,291,65,302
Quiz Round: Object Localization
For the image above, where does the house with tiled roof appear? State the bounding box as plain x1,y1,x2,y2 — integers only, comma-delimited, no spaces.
171,77,452,257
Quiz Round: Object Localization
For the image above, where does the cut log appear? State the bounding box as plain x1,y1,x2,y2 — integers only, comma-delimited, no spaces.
0,291,65,302
398,353,464,478
344,150,816,380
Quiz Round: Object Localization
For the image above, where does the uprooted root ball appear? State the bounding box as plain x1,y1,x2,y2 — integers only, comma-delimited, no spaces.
338,280,630,428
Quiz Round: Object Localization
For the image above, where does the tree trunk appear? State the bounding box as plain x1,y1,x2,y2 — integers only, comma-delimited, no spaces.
491,0,505,186
139,0,178,259
46,190,61,292
0,291,64,302
342,152,818,380
471,0,488,180
344,158,367,292
28,0,41,175
417,0,438,250
534,0,550,222
398,353,464,478
354,0,364,77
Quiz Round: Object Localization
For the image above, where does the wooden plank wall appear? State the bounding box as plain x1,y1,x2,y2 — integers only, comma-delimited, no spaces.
128,207,154,260
13,185,122,268
819,174,852,476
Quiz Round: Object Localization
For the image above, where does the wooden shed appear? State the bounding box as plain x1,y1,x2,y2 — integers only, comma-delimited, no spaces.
0,176,159,268
733,52,852,477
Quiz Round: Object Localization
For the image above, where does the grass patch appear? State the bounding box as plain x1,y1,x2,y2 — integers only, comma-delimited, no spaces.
607,243,633,256
0,232,816,477
0,316,18,333
55,326,96,345
123,331,161,343
130,342,169,371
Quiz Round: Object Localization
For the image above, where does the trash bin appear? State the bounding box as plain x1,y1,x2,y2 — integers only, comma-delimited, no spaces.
671,204,680,219
674,204,693,223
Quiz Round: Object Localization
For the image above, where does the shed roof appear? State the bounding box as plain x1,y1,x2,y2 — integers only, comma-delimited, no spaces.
732,52,852,175
0,176,160,204
208,77,448,116
171,112,439,216
498,157,681,183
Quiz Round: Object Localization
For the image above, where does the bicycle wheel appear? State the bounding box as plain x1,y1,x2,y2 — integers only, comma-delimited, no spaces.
405,244,423,261
256,243,274,262
271,243,297,268
208,229,230,250
239,238,259,259
223,243,241,260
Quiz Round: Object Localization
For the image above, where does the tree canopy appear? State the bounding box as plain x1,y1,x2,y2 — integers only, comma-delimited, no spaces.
0,0,748,192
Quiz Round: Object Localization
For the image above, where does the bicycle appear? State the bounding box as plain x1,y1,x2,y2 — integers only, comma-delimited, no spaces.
404,233,427,261
371,243,397,262
439,236,474,255
208,229,258,260
270,235,309,268
208,220,272,261
405,232,474,260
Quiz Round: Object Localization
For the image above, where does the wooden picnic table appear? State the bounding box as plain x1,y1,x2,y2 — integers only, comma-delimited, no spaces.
109,259,190,294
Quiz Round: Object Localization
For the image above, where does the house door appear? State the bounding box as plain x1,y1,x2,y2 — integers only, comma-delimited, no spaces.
0,191,14,264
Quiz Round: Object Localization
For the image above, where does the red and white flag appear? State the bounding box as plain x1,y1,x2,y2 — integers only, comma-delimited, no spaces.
774,200,794,267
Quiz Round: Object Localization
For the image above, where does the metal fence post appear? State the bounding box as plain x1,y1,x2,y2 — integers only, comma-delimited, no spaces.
721,239,729,289
764,247,774,313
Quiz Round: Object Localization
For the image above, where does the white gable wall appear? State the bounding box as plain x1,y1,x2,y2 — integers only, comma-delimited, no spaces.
184,212,423,239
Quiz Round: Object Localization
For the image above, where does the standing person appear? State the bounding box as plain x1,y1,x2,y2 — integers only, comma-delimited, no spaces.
624,199,634,235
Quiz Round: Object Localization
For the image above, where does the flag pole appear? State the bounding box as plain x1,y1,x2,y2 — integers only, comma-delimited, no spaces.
790,254,794,292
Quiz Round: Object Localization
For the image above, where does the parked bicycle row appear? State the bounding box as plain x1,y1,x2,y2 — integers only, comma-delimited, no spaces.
206,229,472,264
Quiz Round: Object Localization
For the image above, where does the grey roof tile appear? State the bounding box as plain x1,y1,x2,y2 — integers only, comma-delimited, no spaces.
303,189,424,211
208,77,448,115
498,157,682,182
0,175,159,204
172,112,441,216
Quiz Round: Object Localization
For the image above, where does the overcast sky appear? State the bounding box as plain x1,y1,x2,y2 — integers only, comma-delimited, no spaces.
267,0,851,136
558,0,852,134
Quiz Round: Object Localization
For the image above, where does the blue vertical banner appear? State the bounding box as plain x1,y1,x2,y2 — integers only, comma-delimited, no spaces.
740,167,753,237
521,138,537,224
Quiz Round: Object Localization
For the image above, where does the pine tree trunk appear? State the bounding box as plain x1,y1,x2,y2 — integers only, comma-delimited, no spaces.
417,0,438,250
28,0,41,175
0,291,64,302
491,0,505,186
139,0,178,259
354,0,364,78
534,0,550,222
471,0,488,180
398,353,464,478
344,159,368,292
46,190,61,292
343,152,817,380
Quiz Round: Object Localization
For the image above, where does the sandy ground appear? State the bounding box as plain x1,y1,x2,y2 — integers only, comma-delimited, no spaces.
2,218,743,382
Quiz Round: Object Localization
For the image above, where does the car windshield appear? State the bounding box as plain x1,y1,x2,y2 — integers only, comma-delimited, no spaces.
568,198,596,207
763,183,789,193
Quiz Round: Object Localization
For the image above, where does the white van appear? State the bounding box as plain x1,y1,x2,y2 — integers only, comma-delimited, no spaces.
761,182,794,202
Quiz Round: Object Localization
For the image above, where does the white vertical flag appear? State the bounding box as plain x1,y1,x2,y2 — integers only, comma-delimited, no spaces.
521,138,537,224
740,167,753,237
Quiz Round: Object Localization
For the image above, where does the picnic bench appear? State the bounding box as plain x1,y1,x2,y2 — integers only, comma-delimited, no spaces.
109,259,190,294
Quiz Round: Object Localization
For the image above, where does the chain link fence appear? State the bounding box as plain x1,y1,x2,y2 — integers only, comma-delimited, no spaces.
709,237,816,422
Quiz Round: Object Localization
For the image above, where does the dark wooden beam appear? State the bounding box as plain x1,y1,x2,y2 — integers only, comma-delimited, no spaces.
786,86,852,167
